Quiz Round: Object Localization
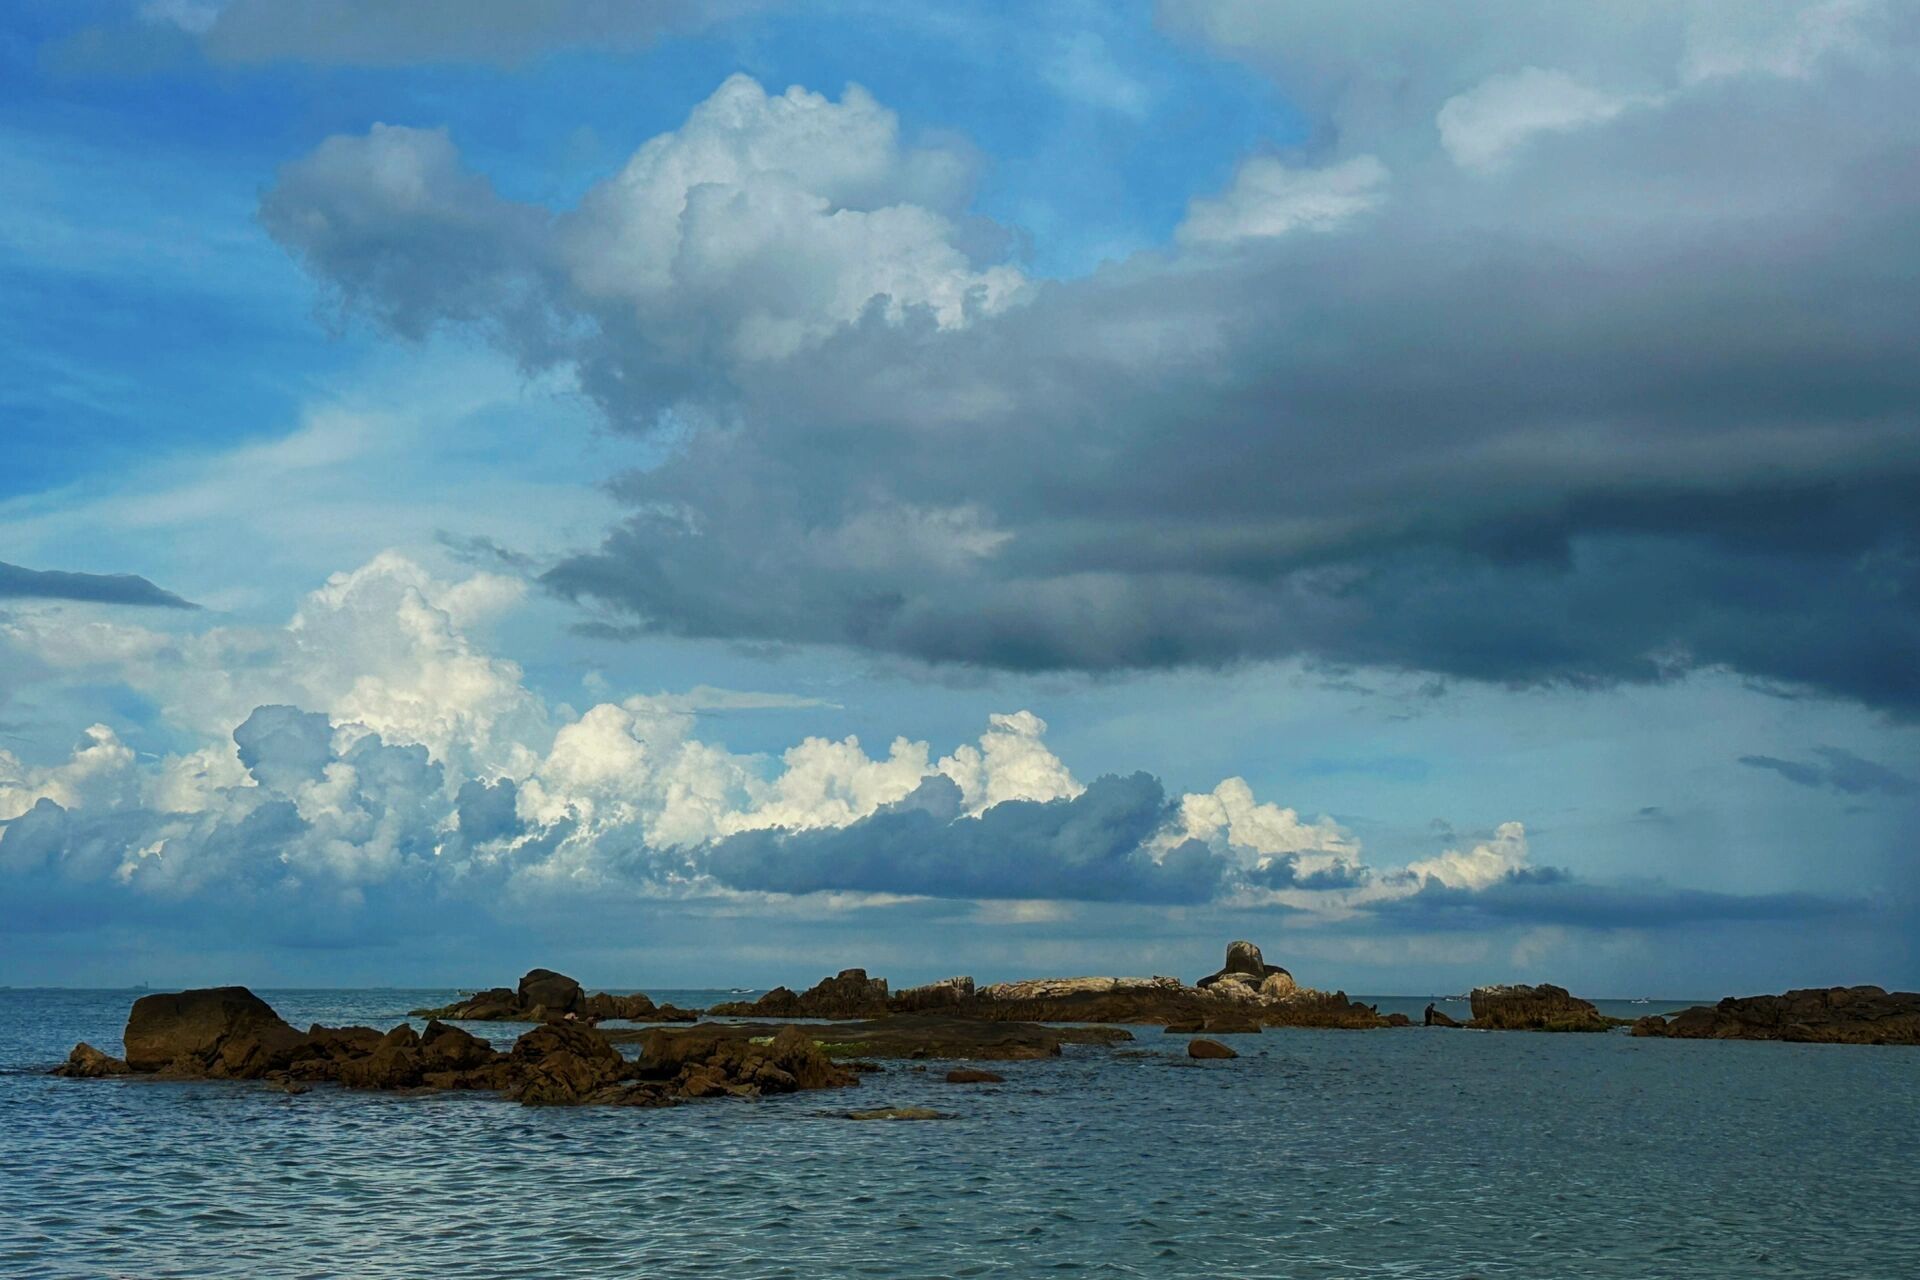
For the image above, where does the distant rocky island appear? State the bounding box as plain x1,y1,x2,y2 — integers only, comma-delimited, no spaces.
51,941,1919,1112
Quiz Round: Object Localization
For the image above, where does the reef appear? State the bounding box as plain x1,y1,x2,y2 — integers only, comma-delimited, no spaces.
1630,986,1920,1044
56,985,853,1107
409,968,700,1024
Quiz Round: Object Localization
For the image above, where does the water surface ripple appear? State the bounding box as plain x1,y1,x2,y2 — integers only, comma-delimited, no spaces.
3,989,1915,1278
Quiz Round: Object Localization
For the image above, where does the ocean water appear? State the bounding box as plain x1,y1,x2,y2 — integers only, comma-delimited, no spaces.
2,988,1916,1279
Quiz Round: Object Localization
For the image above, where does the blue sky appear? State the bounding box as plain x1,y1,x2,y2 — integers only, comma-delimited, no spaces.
2,1,1917,996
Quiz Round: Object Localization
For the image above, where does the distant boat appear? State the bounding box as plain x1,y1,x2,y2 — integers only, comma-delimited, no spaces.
1630,997,1651,1005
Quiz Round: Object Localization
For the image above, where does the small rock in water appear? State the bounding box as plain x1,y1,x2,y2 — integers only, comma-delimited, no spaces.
945,1068,1004,1084
1187,1038,1238,1060
843,1106,949,1121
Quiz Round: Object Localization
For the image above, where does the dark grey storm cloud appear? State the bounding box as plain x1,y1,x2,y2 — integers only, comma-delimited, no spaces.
0,561,197,609
704,773,1229,903
262,27,1920,714
1739,747,1918,797
1374,874,1863,933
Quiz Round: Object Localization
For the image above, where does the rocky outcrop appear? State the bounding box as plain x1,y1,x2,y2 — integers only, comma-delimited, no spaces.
124,986,309,1075
410,970,700,1023
708,969,891,1019
1424,1003,1462,1028
54,1043,131,1077
56,986,864,1109
889,976,976,1013
702,944,1384,1029
1197,939,1297,1000
1468,984,1610,1032
1631,986,1920,1044
1187,1037,1238,1059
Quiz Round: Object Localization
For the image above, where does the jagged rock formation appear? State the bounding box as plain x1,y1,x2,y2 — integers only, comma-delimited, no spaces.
1468,984,1610,1032
54,986,857,1108
889,976,976,1013
1632,986,1920,1044
409,969,700,1023
708,968,892,1019
1424,1003,1462,1028
1197,940,1298,1000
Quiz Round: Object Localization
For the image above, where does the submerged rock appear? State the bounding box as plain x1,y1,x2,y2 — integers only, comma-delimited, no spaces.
1633,987,1920,1044
944,1068,1005,1084
1187,1037,1238,1060
1163,1014,1262,1035
54,1043,131,1077
615,1015,1129,1062
1468,984,1610,1032
843,1107,948,1121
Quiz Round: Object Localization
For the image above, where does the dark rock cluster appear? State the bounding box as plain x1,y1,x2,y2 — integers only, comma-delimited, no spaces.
1467,984,1613,1032
1631,986,1920,1044
708,968,892,1019
409,968,700,1024
55,986,856,1107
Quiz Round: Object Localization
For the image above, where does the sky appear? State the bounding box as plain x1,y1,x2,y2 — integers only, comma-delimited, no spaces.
2,0,1916,997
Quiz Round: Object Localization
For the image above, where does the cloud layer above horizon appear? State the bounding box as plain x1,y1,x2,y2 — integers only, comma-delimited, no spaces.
3,553,1857,951
252,3,1920,715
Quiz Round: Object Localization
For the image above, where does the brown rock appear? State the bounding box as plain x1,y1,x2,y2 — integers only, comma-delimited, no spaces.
1382,1012,1414,1027
1423,1003,1462,1028
1163,1014,1262,1034
1187,1037,1238,1059
335,1024,426,1090
419,1020,496,1071
945,1068,1005,1084
122,987,307,1076
516,969,584,1017
53,1043,131,1077
1652,987,1920,1044
505,1020,627,1105
1630,1015,1670,1037
1468,984,1609,1032
710,969,891,1020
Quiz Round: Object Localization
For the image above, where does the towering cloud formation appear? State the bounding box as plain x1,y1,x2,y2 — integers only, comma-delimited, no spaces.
256,18,1920,715
1,553,1580,928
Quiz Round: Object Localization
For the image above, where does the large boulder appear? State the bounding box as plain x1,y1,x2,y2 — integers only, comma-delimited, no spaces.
1639,987,1920,1044
516,969,584,1017
1468,984,1609,1032
1187,1037,1238,1059
122,987,307,1076
1197,940,1294,995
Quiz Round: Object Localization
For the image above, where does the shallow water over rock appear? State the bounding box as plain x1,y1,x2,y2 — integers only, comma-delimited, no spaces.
4,988,1916,1278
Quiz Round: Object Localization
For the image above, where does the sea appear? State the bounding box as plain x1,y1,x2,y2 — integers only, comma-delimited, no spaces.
1,988,1915,1279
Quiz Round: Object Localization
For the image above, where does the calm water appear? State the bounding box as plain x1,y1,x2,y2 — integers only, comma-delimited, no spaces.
2,988,1915,1279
